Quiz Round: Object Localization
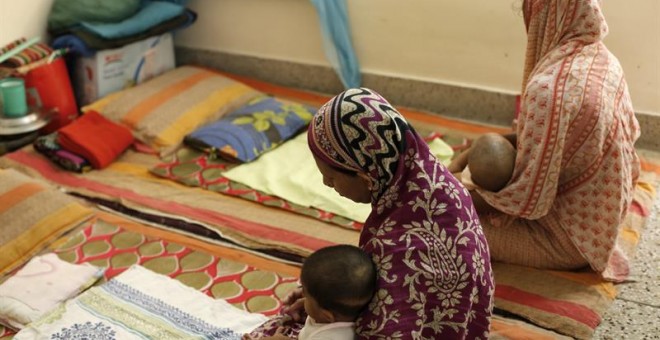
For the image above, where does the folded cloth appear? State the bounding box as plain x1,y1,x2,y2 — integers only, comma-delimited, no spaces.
222,133,372,223
57,111,134,169
0,253,104,330
79,1,185,40
70,9,196,50
14,265,268,339
50,34,96,57
34,132,92,173
47,0,141,34
427,137,454,166
51,9,196,54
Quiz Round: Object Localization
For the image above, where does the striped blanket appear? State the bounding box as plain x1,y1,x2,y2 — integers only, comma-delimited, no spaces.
1,71,658,339
0,169,93,275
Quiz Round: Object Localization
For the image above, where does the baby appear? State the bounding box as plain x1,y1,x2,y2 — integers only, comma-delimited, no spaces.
256,244,377,340
451,132,517,192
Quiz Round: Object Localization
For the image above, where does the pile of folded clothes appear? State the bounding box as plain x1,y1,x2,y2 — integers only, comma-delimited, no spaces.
48,0,196,56
34,111,134,172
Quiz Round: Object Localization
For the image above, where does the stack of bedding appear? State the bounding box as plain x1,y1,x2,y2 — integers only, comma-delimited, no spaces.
0,65,658,339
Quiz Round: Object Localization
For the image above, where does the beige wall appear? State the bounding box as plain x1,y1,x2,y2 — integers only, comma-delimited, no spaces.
1,0,655,114
176,0,660,115
0,0,54,47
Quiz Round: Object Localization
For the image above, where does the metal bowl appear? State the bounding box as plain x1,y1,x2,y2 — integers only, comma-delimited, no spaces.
0,111,40,127
0,108,53,135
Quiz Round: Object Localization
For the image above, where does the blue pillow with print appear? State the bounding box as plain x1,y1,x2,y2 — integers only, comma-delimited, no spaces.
184,96,316,162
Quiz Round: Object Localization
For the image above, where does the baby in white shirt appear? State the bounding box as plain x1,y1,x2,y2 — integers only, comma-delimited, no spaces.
255,245,376,340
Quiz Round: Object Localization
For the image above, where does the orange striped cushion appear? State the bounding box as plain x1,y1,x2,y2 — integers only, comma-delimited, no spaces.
0,169,93,275
82,66,262,154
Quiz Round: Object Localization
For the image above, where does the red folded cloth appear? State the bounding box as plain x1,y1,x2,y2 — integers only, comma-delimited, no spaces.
57,111,134,169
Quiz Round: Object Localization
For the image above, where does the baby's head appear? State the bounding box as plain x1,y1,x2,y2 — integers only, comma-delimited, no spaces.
300,245,377,323
468,133,516,192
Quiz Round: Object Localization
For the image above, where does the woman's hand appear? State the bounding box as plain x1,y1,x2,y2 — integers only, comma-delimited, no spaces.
281,286,306,322
470,190,497,216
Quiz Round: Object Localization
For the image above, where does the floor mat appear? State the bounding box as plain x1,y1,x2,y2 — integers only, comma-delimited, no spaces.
3,70,659,339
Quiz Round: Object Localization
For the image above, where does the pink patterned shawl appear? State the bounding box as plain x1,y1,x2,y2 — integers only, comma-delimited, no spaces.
480,0,640,281
309,88,494,339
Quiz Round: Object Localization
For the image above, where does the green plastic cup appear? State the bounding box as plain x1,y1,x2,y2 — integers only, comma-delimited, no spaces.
0,77,29,117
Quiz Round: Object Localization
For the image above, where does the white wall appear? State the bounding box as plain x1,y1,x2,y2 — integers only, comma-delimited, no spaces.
0,0,54,47
176,0,660,115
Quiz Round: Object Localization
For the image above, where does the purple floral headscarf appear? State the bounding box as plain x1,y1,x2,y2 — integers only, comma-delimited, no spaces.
309,88,494,339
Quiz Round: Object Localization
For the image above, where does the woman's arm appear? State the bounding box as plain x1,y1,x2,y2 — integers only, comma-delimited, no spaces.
470,190,498,216
502,133,517,147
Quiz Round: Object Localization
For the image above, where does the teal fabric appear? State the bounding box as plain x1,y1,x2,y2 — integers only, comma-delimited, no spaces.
79,1,185,39
310,0,361,88
48,0,141,32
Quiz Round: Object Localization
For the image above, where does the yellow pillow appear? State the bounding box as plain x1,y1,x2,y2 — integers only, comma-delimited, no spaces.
83,66,262,154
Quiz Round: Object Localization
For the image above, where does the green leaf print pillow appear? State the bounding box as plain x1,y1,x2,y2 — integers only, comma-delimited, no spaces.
184,96,316,162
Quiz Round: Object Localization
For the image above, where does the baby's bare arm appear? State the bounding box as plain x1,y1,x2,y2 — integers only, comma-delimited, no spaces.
448,148,470,173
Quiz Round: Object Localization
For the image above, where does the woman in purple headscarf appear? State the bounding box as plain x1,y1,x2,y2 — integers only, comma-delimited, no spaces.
300,88,494,339
247,88,493,339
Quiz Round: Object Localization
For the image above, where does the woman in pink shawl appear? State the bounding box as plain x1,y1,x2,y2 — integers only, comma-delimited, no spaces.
450,0,640,281
307,88,493,339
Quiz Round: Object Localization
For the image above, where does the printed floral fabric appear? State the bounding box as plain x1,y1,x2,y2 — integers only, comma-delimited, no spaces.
479,0,640,280
13,266,268,339
309,88,494,339
185,96,315,162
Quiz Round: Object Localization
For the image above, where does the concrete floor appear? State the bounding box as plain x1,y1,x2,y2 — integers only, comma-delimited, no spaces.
592,175,659,339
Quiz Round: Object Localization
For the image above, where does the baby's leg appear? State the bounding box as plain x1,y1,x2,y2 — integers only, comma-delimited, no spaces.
467,133,516,192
